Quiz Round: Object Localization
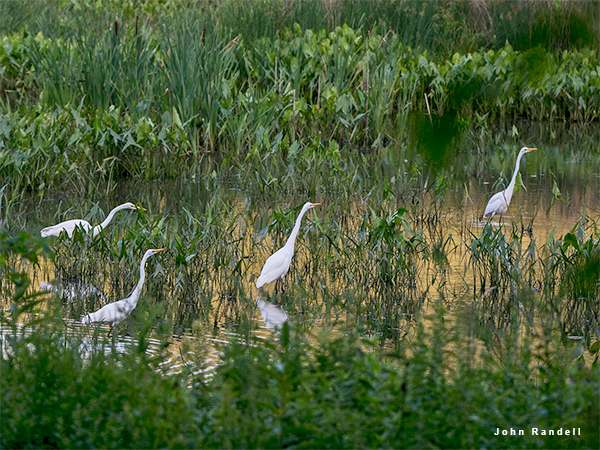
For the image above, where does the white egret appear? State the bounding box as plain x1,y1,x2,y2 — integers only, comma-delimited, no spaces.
81,248,165,331
256,202,320,290
256,297,288,329
40,202,144,238
483,147,537,219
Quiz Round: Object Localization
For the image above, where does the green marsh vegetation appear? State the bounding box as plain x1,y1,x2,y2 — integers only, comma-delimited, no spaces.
1,0,599,448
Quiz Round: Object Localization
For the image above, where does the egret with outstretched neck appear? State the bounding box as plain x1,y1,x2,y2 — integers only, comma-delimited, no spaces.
81,248,165,333
483,147,537,219
41,202,144,238
256,202,320,290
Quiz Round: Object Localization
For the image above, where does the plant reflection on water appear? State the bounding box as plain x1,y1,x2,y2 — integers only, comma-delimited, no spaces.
0,120,598,379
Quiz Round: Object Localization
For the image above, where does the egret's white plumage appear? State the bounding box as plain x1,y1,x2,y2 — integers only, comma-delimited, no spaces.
81,248,165,327
256,297,289,329
40,202,143,238
256,202,320,289
483,147,537,219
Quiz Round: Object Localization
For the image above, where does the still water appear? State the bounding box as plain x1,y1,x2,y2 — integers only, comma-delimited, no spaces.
2,123,599,375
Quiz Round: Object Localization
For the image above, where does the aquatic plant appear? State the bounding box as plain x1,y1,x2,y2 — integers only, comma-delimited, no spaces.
541,217,600,339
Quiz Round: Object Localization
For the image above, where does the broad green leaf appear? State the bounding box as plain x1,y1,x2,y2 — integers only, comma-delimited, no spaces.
552,181,562,201
516,171,527,192
172,108,183,129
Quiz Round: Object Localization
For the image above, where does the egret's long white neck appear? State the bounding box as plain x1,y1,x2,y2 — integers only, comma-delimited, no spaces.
129,251,153,306
506,149,527,196
284,205,312,253
92,204,130,237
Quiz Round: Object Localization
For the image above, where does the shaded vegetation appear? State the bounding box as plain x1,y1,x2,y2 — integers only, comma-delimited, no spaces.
0,1,599,198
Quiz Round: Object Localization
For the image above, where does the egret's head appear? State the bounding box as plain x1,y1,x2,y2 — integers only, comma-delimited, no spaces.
119,202,146,211
128,202,146,211
304,201,321,210
142,248,166,260
520,147,538,153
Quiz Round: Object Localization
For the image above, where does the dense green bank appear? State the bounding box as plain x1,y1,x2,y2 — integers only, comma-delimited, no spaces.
1,1,599,197
3,318,598,448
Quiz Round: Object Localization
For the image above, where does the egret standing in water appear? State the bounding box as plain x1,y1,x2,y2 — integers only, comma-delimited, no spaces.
483,147,537,219
81,248,165,333
256,202,320,291
41,202,144,238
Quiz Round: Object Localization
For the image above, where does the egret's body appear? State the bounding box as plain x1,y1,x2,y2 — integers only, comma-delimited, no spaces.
41,202,142,238
256,202,320,289
81,249,165,329
483,147,537,219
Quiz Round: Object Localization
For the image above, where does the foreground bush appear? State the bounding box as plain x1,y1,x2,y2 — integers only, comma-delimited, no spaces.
2,314,598,448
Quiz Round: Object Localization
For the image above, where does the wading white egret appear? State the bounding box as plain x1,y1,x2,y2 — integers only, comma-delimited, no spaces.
483,147,537,219
81,248,165,332
40,202,144,238
256,202,320,290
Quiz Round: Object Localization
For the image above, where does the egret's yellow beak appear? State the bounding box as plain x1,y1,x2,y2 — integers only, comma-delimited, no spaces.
136,205,147,211
154,248,166,252
311,203,322,207
526,147,538,151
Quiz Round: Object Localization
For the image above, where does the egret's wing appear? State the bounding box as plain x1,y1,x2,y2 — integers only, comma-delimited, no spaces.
483,191,508,218
84,303,112,324
84,297,134,325
256,249,292,288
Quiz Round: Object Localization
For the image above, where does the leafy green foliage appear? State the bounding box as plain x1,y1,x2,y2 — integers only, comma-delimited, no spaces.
1,11,599,195
541,219,600,338
2,306,598,448
2,327,195,448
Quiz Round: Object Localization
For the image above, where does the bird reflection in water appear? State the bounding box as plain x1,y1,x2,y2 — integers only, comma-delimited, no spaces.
40,279,107,303
256,297,288,329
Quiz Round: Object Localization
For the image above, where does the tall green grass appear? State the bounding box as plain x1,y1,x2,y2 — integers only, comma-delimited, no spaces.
217,0,600,53
2,13,599,201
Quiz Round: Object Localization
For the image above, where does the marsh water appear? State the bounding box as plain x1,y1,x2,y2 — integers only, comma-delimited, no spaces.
3,123,600,375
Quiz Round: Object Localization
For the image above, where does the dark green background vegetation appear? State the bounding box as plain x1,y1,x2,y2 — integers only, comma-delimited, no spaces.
0,0,599,194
